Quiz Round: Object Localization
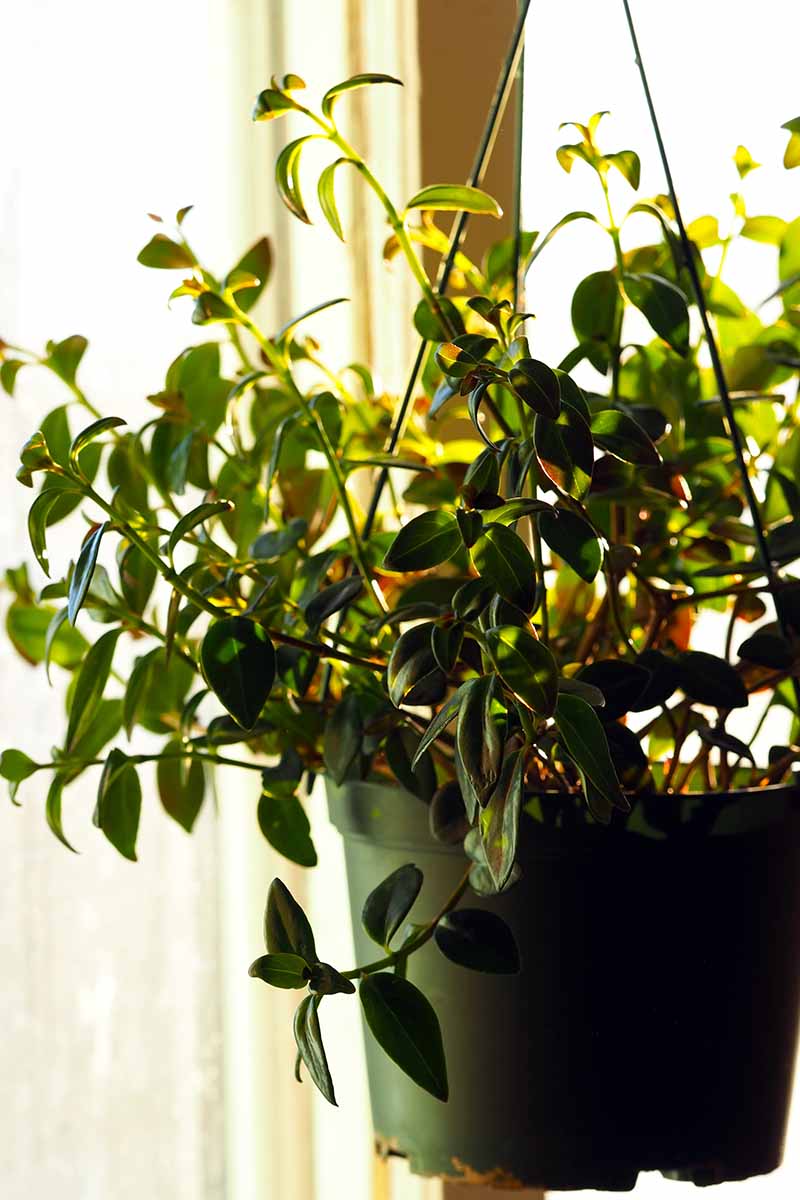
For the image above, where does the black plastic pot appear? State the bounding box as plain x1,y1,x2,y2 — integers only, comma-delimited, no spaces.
327,778,800,1191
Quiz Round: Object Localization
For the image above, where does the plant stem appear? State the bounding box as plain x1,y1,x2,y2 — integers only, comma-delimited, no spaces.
342,867,472,981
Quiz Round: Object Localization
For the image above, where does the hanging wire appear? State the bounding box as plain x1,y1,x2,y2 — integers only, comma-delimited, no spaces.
315,0,532,717
620,0,800,710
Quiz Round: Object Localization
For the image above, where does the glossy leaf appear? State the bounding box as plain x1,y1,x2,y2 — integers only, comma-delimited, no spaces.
456,676,503,811
471,523,536,612
201,617,276,730
590,410,660,466
411,684,468,767
533,403,594,499
537,509,601,582
435,908,520,974
28,488,78,576
225,237,272,312
69,416,125,471
68,522,108,624
576,660,650,721
435,334,496,379
362,864,423,947
383,511,462,572
509,358,561,419
323,690,363,785
137,234,195,270
677,651,748,709
480,747,524,891
305,577,363,631
318,157,356,241
265,878,317,961
294,996,337,1106
554,693,626,818
486,625,558,715
605,149,640,189
46,774,77,853
275,135,317,223
359,973,448,1101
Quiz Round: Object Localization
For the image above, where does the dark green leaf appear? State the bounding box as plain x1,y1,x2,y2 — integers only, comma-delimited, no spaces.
411,685,468,767
308,962,356,996
677,651,748,709
94,748,141,861
359,973,448,1101
435,908,520,974
537,509,601,582
480,747,523,891
249,952,310,989
405,184,501,218
456,676,503,811
571,270,620,347
225,237,272,312
624,272,689,355
68,522,108,624
554,693,626,818
434,334,496,379
576,660,650,721
323,690,363,785
590,410,660,466
200,617,276,729
383,511,462,571
486,625,558,716
413,296,464,342
533,404,594,499
304,577,363,631
65,628,121,752
265,878,317,960
509,358,560,419
294,996,337,1106
738,631,793,669
696,724,754,763
258,787,317,867
471,524,536,612
123,649,159,737
28,488,79,576
362,864,423,947
69,416,125,471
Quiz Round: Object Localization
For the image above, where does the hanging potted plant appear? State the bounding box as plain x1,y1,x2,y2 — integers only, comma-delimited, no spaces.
4,30,800,1191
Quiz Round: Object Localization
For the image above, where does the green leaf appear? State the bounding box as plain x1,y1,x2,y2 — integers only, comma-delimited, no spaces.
321,73,402,120
46,774,77,853
317,158,356,241
413,296,464,342
456,676,503,812
434,909,520,974
590,410,660,466
359,973,448,1101
123,649,158,737
156,744,205,833
28,488,78,576
248,952,310,989
168,500,232,563
275,297,349,344
65,628,121,752
200,617,276,730
68,522,108,624
308,963,356,997
411,684,468,767
265,878,317,961
605,149,640,189
434,334,496,379
258,787,317,867
294,996,337,1105
554,694,626,818
486,625,558,716
533,404,594,499
386,625,446,709
696,724,754,763
362,864,423,947
275,135,317,223
1,358,25,396
571,270,620,347
738,631,793,669
304,577,363,631
69,416,126,472
471,524,536,612
1,748,38,806
94,748,141,862
137,234,195,270
45,335,88,385
405,184,501,218
741,216,788,246
624,272,689,355
383,511,462,572
4,601,83,670
509,358,561,419
576,660,650,720
118,542,157,615
225,237,272,312
677,651,748,709
323,690,363,785
537,509,601,582
480,745,524,890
